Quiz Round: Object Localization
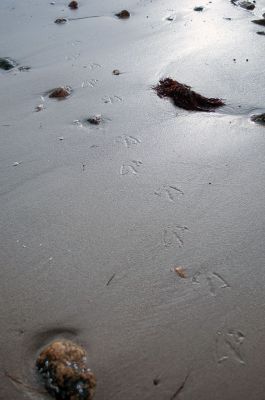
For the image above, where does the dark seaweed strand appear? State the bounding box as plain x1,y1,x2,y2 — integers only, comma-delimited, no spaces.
153,78,224,112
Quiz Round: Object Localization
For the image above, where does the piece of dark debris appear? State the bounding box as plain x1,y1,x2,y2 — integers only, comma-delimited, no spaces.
256,31,265,35
18,66,31,71
54,17,68,24
69,1,78,9
251,113,265,125
252,18,265,25
231,0,255,9
87,115,102,125
35,104,44,112
48,86,72,99
153,377,161,386
153,78,225,112
112,69,121,75
36,339,96,400
0,57,17,70
115,10,130,19
194,6,204,11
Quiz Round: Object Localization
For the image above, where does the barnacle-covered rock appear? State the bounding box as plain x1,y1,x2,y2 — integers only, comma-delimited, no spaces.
36,339,96,400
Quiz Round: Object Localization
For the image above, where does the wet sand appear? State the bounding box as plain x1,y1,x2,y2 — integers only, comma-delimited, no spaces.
1,0,265,399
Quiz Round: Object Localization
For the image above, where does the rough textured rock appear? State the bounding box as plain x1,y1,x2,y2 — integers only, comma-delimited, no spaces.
49,87,71,99
36,339,96,400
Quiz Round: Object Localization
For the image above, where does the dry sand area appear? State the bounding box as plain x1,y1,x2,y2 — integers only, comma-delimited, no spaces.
1,0,265,399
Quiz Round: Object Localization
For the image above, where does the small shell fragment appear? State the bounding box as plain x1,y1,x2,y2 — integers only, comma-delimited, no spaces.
35,104,44,112
174,267,187,279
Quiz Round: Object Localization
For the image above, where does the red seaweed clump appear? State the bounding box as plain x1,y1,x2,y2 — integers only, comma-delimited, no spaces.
36,339,96,400
153,78,225,112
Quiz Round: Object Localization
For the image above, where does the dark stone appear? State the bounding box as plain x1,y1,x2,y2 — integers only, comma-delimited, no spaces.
115,10,130,19
252,19,265,25
256,31,265,35
69,1,78,9
194,6,204,11
0,57,17,70
251,113,265,125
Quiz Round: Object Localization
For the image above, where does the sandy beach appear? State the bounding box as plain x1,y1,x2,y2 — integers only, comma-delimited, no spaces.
1,0,265,399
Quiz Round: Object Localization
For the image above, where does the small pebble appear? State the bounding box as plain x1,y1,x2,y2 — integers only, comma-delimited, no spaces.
58,136,64,141
256,31,265,35
49,87,71,99
68,1,78,9
35,104,44,112
115,10,130,19
112,69,121,75
13,162,21,166
194,6,204,11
